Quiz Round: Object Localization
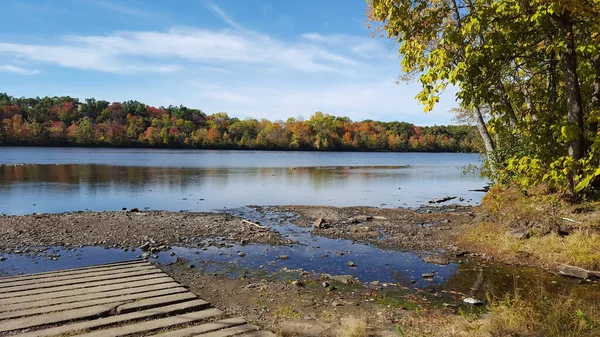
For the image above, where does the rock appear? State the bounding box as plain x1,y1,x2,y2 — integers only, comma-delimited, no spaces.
347,215,373,224
237,251,246,257
279,320,333,337
0,257,5,262
130,208,139,213
330,275,359,284
277,255,289,260
170,251,176,256
291,280,302,286
321,281,330,288
139,242,151,251
187,263,196,269
421,273,435,278
507,227,531,239
150,247,159,253
331,300,343,307
463,298,483,305
313,218,329,229
422,255,449,266
556,264,599,279
141,253,150,259
346,261,356,268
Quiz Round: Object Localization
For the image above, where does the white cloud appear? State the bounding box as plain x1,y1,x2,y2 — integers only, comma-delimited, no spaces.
0,64,40,75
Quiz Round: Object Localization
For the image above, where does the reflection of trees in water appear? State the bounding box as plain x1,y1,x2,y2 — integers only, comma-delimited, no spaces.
0,164,413,192
441,262,600,303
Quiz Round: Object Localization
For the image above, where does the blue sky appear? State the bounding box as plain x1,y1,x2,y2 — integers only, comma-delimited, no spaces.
0,0,459,125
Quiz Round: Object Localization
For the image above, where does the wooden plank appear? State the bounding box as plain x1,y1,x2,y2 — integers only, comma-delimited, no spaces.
239,331,277,337
0,263,154,289
17,300,218,337
0,286,189,320
72,308,222,337
194,324,258,336
0,282,183,313
0,260,146,282
0,270,167,300
0,267,161,295
149,318,247,337
116,292,200,314
0,302,125,333
0,275,174,306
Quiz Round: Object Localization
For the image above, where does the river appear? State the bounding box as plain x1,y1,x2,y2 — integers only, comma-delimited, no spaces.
0,147,486,215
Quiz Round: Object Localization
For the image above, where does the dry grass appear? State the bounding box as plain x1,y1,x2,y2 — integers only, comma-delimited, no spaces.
461,187,600,269
481,288,600,337
463,222,600,269
336,315,368,337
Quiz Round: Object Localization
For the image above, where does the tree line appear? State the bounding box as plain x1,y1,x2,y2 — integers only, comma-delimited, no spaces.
0,93,481,152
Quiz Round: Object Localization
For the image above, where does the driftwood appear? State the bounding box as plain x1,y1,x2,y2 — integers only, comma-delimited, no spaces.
241,219,269,230
428,196,457,204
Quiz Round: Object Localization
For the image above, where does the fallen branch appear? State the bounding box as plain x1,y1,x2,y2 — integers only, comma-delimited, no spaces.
428,196,457,204
241,219,269,230
561,217,582,224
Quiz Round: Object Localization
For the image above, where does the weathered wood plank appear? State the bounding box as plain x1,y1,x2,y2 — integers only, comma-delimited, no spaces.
0,263,154,289
0,287,189,320
0,270,167,300
194,324,259,336
0,282,183,313
0,302,124,333
16,300,217,337
115,292,200,314
0,260,146,283
149,318,247,337
0,275,174,306
0,267,161,295
73,308,223,337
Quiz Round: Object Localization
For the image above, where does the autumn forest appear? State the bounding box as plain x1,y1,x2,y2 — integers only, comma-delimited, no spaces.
0,93,481,152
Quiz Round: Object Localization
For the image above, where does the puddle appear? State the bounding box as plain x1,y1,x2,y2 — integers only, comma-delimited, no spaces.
1,207,598,302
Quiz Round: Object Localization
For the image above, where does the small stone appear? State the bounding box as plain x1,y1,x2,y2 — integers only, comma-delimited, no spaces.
463,298,483,305
237,251,246,257
187,264,196,269
170,251,176,256
141,253,150,259
139,242,151,251
347,261,356,268
0,257,6,262
291,280,302,286
421,273,435,278
321,281,329,288
277,255,289,260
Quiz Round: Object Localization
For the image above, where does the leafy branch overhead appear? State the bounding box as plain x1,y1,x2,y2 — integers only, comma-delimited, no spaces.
368,0,600,196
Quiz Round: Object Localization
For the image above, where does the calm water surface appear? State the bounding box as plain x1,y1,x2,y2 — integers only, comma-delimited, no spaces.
0,147,486,215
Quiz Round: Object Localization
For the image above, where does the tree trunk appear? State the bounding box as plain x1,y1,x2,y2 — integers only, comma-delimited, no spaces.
474,106,497,177
559,13,585,160
590,56,600,147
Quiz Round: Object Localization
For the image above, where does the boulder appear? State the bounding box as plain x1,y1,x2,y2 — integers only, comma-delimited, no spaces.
313,218,328,229
422,255,449,266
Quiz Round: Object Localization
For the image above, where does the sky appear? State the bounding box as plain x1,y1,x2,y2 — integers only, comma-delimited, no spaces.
0,0,459,125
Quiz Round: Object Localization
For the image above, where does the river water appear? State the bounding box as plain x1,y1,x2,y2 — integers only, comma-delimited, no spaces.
0,147,486,215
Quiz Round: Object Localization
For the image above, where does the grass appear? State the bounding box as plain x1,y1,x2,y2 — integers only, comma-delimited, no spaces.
336,316,367,337
481,287,600,337
464,222,600,269
461,186,600,270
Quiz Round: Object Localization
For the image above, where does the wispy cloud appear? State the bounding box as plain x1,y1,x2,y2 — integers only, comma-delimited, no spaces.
0,25,361,75
206,3,247,32
0,64,40,75
84,0,155,19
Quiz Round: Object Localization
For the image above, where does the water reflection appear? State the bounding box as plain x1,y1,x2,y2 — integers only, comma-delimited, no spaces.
0,162,485,215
